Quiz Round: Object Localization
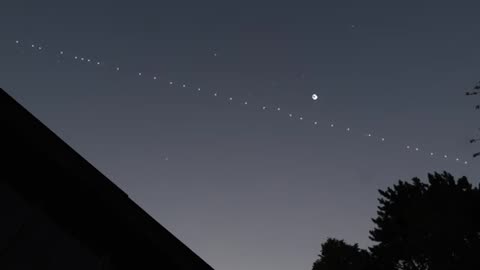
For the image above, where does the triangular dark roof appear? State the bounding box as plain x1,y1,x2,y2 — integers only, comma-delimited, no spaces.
0,88,214,269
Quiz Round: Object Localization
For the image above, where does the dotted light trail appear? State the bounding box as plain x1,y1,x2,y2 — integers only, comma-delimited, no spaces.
13,39,470,166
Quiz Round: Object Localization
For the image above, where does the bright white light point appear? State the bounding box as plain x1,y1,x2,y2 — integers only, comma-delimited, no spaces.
381,138,385,141
244,101,248,105
312,94,318,101
331,124,334,127
97,62,100,65
60,51,63,54
31,44,34,48
277,108,281,111
214,93,217,96
430,152,434,156
262,106,266,110
368,134,372,137
138,72,142,76
465,161,468,164
74,56,78,59
182,84,186,88
81,58,84,61
346,128,350,131
15,40,19,44
197,88,201,91
415,148,419,151
87,59,90,62
407,146,410,149
456,158,459,161
116,67,120,71
153,76,157,80
289,114,292,117
314,121,318,125
229,97,233,100
299,117,303,120
38,47,42,50
444,155,448,158
169,81,173,85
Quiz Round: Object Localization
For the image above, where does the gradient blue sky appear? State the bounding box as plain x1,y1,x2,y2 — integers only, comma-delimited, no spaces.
1,1,480,269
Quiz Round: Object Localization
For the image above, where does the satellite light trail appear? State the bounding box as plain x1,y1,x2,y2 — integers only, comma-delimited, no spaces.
13,39,469,166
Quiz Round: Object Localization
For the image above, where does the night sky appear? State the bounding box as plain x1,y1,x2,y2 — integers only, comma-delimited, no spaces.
1,1,480,269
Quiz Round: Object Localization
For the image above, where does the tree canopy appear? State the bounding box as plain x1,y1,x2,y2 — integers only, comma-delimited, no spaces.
312,238,370,270
312,172,480,270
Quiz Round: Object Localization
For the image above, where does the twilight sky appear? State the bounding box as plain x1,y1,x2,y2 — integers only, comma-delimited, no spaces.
1,1,480,269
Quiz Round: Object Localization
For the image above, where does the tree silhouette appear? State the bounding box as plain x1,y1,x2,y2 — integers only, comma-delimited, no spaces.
369,172,480,270
312,238,371,270
465,81,480,157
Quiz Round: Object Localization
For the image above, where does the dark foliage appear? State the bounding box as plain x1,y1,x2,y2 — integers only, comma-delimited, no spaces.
312,172,480,270
312,238,371,270
369,172,480,270
466,81,480,157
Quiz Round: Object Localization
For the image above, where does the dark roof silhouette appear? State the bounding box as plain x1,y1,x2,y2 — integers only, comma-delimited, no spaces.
0,88,215,269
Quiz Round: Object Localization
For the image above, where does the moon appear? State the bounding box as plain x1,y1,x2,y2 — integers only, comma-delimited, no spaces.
312,94,318,101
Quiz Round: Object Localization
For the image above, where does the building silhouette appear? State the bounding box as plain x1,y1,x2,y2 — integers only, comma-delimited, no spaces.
0,88,215,270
